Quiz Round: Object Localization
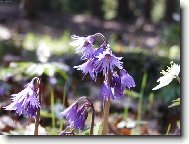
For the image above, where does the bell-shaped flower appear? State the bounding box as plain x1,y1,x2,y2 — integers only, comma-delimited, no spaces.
70,35,94,60
120,69,136,90
60,101,78,124
94,49,123,75
74,59,96,80
4,78,40,118
99,81,114,101
111,73,124,99
60,102,89,131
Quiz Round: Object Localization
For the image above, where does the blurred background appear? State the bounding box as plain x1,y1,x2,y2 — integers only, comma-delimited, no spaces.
0,0,180,135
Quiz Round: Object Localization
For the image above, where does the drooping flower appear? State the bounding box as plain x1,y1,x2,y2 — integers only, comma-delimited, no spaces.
60,98,91,131
73,59,96,80
60,101,78,124
152,61,180,90
111,73,124,99
99,81,114,101
72,105,88,131
70,35,94,60
4,77,40,118
120,69,136,90
94,48,123,75
92,44,105,58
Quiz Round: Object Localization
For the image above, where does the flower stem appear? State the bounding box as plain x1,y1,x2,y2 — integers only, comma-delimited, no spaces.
94,33,107,43
84,97,95,135
175,75,180,83
90,103,95,135
102,99,110,135
34,78,42,135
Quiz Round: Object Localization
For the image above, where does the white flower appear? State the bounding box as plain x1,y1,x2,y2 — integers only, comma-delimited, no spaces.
152,61,180,90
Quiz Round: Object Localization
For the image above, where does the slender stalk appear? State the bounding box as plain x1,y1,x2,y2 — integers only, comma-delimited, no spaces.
102,99,110,135
175,75,180,83
137,72,147,122
94,33,107,43
84,97,95,135
90,104,95,135
34,78,42,135
50,86,55,128
59,84,67,131
166,124,171,135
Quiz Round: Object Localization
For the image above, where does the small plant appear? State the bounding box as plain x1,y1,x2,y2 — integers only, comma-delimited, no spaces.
69,33,135,135
4,77,42,135
152,61,180,134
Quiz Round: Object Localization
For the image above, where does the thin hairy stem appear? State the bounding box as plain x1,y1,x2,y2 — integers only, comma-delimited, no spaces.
102,99,110,135
94,33,107,43
34,78,42,135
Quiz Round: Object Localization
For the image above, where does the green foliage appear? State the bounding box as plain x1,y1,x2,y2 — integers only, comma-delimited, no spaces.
103,0,118,20
168,98,180,108
23,31,73,56
93,122,102,135
7,62,69,80
161,24,180,46
151,0,165,23
166,124,171,135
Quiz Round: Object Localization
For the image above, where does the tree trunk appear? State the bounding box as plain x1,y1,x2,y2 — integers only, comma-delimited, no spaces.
117,0,135,20
144,0,152,21
24,0,38,19
164,0,176,22
91,0,103,18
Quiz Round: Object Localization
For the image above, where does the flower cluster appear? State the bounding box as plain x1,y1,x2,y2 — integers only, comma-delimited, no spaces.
152,61,180,90
4,77,40,118
60,97,93,131
71,33,135,101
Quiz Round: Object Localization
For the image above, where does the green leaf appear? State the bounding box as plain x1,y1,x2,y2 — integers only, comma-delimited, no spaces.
168,98,180,108
93,122,102,135
124,90,140,99
177,121,180,129
79,129,90,135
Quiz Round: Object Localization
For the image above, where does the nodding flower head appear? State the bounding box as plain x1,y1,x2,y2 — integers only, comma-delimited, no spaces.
99,81,114,101
70,35,94,60
94,49,123,75
60,97,93,131
60,101,78,124
72,105,88,131
4,77,40,118
72,33,135,102
111,73,124,99
120,69,136,90
74,59,96,80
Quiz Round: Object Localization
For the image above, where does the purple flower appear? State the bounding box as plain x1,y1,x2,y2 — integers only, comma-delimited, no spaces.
92,46,104,58
94,49,123,75
74,59,96,80
70,35,94,60
4,78,40,118
72,105,88,131
0,87,5,96
99,81,114,101
111,73,124,99
60,101,78,124
120,69,136,89
60,102,88,131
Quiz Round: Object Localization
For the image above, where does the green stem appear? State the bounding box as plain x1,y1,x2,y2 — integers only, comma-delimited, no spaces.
137,72,148,122
50,87,55,128
175,75,180,83
102,99,110,135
